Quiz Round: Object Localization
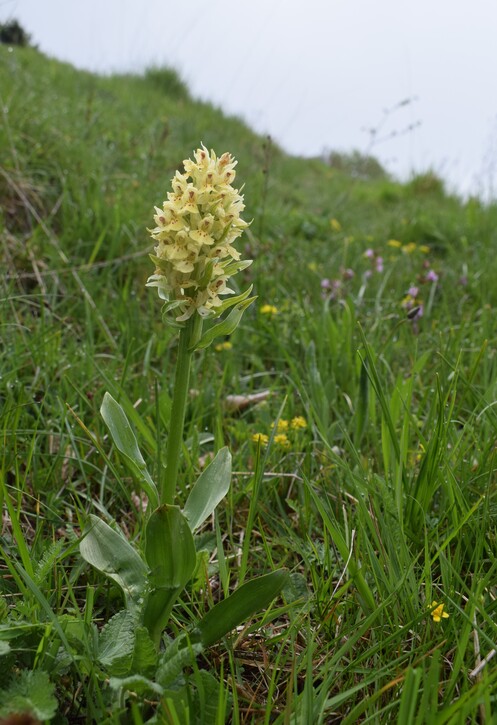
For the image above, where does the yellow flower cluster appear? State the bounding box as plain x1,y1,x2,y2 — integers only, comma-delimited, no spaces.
214,341,233,352
260,304,279,316
387,239,430,254
252,433,269,446
274,433,290,449
272,417,307,433
147,146,251,321
291,416,307,429
252,417,308,450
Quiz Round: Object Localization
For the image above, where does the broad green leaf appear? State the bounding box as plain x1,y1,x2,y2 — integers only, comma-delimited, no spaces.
282,572,310,604
98,610,136,676
156,633,203,688
196,569,288,648
100,392,158,508
96,374,156,449
192,296,257,350
130,626,158,677
80,515,147,608
145,506,196,588
142,586,183,650
109,674,164,697
101,392,146,466
184,447,231,531
143,506,197,646
191,670,225,725
60,615,97,657
0,670,57,720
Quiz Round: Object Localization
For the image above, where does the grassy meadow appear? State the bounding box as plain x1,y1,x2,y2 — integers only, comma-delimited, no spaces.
2,42,497,723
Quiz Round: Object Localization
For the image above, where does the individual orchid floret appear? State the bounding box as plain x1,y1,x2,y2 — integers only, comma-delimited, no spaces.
147,145,252,322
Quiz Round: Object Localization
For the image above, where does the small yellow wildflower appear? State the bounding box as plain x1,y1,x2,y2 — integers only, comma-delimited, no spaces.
330,218,342,232
387,239,402,248
274,433,290,449
260,304,278,316
271,419,289,432
402,242,417,254
291,416,307,429
430,601,449,623
214,341,233,352
307,261,318,272
419,245,430,254
252,433,269,446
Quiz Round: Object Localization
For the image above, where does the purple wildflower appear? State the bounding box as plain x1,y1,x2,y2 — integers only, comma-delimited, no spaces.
426,270,439,282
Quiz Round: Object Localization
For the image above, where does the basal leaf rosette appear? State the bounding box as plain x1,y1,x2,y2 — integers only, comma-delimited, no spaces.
146,146,252,323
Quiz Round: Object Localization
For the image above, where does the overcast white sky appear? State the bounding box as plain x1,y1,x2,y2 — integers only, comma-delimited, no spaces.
3,0,497,197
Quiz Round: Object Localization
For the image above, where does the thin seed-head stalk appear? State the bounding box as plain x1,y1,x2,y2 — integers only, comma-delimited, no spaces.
162,314,203,505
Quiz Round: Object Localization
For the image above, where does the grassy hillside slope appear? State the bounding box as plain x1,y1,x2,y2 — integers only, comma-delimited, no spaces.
2,44,497,723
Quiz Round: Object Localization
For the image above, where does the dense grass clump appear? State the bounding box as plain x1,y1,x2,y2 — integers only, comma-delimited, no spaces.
2,43,497,723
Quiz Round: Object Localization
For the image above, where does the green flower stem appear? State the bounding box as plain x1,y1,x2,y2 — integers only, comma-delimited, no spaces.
162,314,203,505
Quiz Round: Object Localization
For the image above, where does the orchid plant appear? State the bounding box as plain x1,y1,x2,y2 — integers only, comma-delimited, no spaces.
78,147,287,709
